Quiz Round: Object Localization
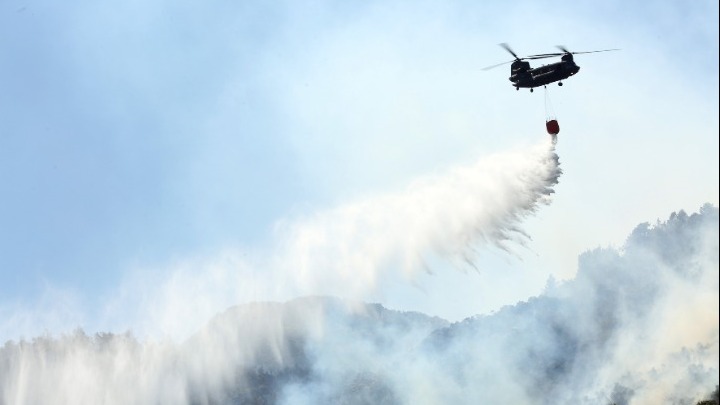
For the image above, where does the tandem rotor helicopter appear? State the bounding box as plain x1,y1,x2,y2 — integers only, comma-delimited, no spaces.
483,43,619,92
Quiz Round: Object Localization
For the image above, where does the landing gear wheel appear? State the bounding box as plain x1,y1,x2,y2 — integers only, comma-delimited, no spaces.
530,88,534,93
558,82,563,86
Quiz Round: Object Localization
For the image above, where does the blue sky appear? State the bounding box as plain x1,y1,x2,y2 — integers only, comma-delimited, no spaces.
1,0,717,339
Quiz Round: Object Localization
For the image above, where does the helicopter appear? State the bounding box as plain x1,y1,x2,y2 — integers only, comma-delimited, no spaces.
483,43,619,92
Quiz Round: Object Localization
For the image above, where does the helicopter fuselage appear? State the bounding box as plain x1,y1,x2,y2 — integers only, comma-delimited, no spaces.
483,44,618,92
510,58,580,89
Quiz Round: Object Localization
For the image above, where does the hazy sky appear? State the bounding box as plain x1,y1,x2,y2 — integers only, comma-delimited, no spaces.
1,0,718,340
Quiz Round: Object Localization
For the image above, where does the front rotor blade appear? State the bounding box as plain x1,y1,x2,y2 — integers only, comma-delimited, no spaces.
525,54,562,60
499,43,519,59
526,52,564,59
481,60,515,71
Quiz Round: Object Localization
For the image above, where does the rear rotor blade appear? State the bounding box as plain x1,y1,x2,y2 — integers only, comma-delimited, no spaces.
556,45,620,55
569,48,620,54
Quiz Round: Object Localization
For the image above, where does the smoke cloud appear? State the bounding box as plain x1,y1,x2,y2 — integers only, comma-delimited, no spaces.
2,141,717,404
80,137,561,341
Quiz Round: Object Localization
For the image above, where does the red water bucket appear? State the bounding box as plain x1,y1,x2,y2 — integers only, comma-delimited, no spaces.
546,119,560,135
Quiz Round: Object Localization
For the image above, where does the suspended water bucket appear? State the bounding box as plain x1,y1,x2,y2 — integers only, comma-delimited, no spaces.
546,119,560,135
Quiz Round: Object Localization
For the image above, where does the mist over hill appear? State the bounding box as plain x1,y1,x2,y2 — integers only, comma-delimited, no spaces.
1,205,717,404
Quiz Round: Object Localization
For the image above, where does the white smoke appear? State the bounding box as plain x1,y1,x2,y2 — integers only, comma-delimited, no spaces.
1,138,563,404
2,140,717,405
270,206,718,405
83,137,561,340
1,201,717,404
